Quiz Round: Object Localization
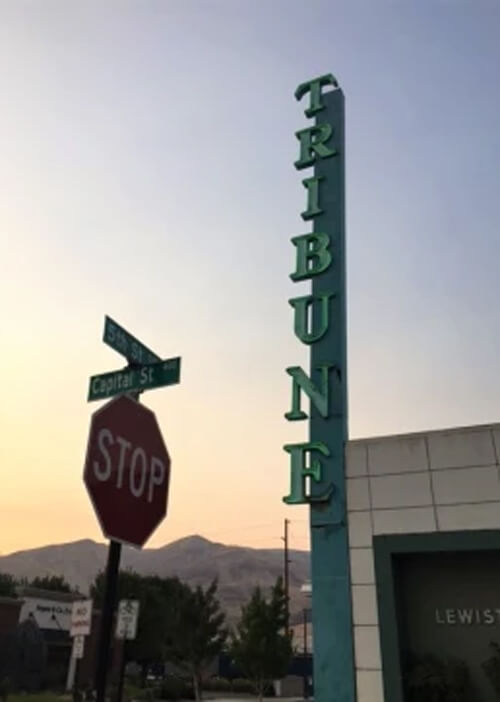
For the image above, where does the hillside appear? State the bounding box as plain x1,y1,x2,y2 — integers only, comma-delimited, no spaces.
0,535,310,622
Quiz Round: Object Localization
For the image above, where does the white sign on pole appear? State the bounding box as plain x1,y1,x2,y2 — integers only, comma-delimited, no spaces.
71,599,93,637
116,600,140,640
73,635,85,660
19,597,73,631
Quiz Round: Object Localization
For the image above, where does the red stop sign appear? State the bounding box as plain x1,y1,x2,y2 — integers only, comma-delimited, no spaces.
83,395,170,548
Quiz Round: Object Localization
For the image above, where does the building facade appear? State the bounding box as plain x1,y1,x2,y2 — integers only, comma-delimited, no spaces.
346,422,500,702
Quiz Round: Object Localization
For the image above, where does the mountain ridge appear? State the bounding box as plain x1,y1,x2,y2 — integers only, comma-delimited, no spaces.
0,535,310,621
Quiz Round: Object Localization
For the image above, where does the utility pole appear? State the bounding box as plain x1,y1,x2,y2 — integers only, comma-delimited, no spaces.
303,608,309,700
282,518,290,636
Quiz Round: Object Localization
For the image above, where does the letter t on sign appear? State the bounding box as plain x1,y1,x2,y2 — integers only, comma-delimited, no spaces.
295,73,339,117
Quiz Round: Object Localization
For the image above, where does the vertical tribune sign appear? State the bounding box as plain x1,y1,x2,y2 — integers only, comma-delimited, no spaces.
283,75,355,701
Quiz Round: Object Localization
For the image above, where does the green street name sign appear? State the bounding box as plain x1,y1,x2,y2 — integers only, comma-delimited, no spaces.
88,357,181,402
103,315,160,365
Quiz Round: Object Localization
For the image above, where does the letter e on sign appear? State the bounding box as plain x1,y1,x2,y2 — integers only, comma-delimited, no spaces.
83,395,171,548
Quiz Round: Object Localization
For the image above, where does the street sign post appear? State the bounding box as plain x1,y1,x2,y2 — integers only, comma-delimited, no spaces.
115,600,139,702
66,600,93,691
84,394,171,547
87,317,179,702
116,600,140,640
88,357,181,402
73,635,85,660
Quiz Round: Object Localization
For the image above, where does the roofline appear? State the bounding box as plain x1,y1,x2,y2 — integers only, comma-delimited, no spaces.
349,420,500,445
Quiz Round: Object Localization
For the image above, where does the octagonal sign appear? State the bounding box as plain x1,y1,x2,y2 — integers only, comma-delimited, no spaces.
83,395,170,548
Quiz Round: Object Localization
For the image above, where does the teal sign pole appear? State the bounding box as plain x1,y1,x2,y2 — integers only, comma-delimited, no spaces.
284,76,355,701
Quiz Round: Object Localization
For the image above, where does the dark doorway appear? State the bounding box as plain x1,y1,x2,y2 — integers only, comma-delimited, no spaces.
396,550,500,701
374,531,500,702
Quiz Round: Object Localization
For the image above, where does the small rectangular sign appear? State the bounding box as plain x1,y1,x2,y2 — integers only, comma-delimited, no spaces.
88,357,181,402
19,597,72,631
103,316,160,365
116,600,140,640
73,634,85,659
71,599,93,637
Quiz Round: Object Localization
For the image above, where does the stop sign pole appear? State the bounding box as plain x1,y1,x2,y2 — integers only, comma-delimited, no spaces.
85,317,180,702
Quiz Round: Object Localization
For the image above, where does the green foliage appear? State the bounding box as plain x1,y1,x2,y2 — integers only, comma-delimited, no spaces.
0,634,15,686
13,620,47,693
0,677,9,702
0,574,17,598
201,677,231,693
482,641,500,695
122,682,143,702
42,662,67,692
405,654,473,702
230,577,292,702
9,695,64,702
164,580,227,701
92,571,184,678
230,678,257,694
29,576,72,593
156,677,195,701
200,677,271,695
92,572,226,700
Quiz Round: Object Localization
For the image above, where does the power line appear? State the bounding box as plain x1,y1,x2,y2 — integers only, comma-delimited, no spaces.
203,522,279,537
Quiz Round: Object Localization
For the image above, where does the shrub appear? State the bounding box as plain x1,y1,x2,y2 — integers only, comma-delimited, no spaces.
483,641,500,695
123,682,143,702
157,677,194,701
0,678,10,702
13,619,47,692
202,677,231,692
404,654,473,702
231,678,254,694
136,687,157,702
43,663,67,691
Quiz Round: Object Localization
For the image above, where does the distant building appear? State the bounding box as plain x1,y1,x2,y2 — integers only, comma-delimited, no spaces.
0,586,123,690
16,587,79,686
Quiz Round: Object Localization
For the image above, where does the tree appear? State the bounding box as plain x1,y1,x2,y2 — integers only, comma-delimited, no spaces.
230,577,292,702
164,580,227,702
91,571,185,685
29,575,72,593
0,574,17,598
13,619,47,692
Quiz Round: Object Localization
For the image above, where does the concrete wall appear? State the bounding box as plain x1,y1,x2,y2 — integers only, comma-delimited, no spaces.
346,422,500,702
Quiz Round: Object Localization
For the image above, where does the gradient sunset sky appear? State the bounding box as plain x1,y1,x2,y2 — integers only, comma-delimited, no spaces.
1,1,500,555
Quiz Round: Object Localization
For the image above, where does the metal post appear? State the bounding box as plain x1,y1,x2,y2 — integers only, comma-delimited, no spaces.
94,387,140,702
303,608,308,700
303,607,307,654
115,640,127,702
66,650,77,692
283,518,290,635
95,539,122,702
